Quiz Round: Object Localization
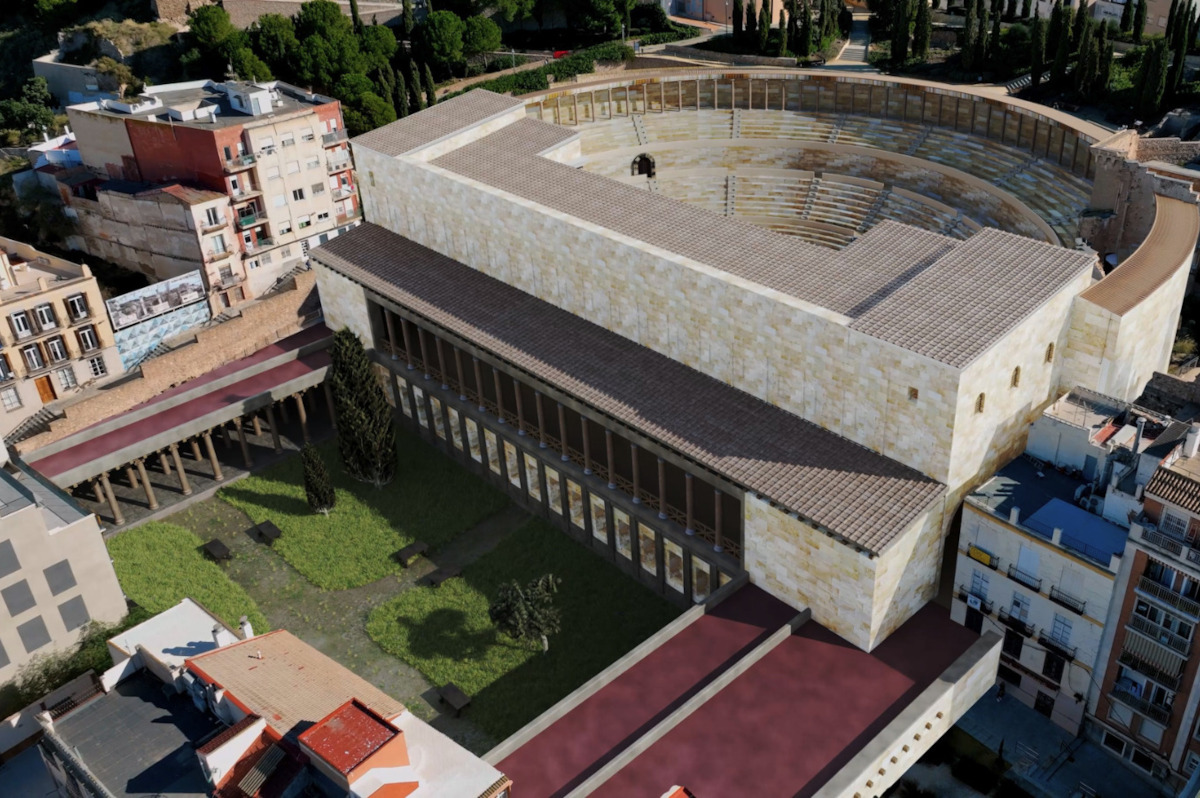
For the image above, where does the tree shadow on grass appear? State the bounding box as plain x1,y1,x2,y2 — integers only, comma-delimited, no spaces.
218,485,310,520
404,607,527,664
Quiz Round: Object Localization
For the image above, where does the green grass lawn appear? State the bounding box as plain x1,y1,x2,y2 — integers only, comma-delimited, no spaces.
218,431,509,590
106,522,269,633
366,518,681,740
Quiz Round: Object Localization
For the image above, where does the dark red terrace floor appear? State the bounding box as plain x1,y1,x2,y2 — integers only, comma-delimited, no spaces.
594,603,979,798
29,329,331,479
496,586,797,797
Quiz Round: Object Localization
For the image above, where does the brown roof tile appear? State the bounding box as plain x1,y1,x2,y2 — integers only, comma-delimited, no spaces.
187,631,406,740
351,90,525,157
312,223,945,554
1080,196,1200,316
1146,465,1200,515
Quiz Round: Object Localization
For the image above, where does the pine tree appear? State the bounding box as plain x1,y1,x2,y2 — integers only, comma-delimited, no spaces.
799,0,813,56
302,444,337,515
489,574,562,652
914,0,932,59
423,63,437,107
975,0,989,66
759,2,771,52
1120,0,1134,32
1051,16,1071,84
963,0,978,69
778,7,789,54
747,0,758,36
393,71,408,118
892,0,911,62
403,0,415,36
1031,14,1046,90
734,0,745,37
329,328,397,487
989,0,1003,61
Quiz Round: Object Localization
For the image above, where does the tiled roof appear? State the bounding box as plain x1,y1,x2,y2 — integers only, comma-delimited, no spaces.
1080,196,1200,316
351,90,524,157
187,631,406,739
312,223,945,554
426,113,1095,368
198,714,262,754
1146,465,1200,514
298,700,398,775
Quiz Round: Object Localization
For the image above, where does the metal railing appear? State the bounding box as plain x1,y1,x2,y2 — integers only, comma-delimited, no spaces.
1038,629,1077,661
1008,564,1043,592
1049,585,1087,616
1138,576,1200,618
1118,648,1182,691
332,185,355,200
957,585,993,615
327,156,352,172
1140,524,1185,557
214,273,244,289
236,210,267,228
1127,614,1192,656
322,129,349,146
244,237,274,254
224,152,257,171
1110,687,1172,725
998,606,1035,637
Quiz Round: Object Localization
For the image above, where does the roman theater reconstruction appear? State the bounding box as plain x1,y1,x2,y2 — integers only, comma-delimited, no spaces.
307,70,1200,796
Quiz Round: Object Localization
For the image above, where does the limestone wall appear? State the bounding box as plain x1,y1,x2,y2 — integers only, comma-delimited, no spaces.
743,494,945,651
312,260,374,343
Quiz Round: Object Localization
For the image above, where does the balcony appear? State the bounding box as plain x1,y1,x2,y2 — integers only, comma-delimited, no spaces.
327,156,352,173
322,129,348,146
230,187,262,201
224,153,257,173
1118,648,1183,691
998,606,1035,637
214,273,244,290
244,237,274,255
236,210,267,228
1110,687,1172,726
208,249,233,263
1127,614,1192,656
1137,575,1200,618
332,185,355,200
1049,585,1087,616
957,585,993,615
967,544,999,570
1038,629,1077,661
201,219,228,233
1139,523,1186,557
336,206,362,222
1008,564,1043,592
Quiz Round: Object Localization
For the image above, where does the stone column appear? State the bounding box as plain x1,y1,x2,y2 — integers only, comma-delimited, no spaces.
251,414,262,437
135,459,158,511
236,419,254,468
266,404,283,452
92,480,104,505
159,452,172,476
453,347,467,400
557,403,569,462
170,443,191,496
606,430,616,489
473,357,485,411
99,472,124,526
190,439,203,462
713,489,724,552
513,377,526,435
685,473,695,535
581,417,592,475
280,399,291,424
221,423,232,448
492,369,506,423
535,392,547,449
294,393,309,443
203,431,224,482
630,442,641,503
385,308,399,359
417,327,431,378
435,338,449,389
125,466,139,490
400,317,416,370
657,458,667,520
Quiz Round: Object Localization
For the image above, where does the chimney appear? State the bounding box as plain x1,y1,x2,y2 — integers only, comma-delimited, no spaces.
1009,506,1020,525
1132,416,1146,454
1052,527,1063,546
1186,425,1200,458
239,615,254,640
212,624,222,647
1109,551,1122,573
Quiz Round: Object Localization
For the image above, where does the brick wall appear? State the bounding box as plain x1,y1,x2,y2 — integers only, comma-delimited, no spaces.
13,270,316,455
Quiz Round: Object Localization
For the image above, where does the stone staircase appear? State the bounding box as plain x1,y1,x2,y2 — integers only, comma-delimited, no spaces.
4,406,61,446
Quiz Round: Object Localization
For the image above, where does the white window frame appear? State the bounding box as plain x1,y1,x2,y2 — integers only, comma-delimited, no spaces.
1011,592,1031,621
77,325,98,352
1161,509,1189,539
22,345,44,371
34,303,56,330
0,386,20,411
66,294,88,320
56,366,77,391
971,568,989,601
1050,613,1072,646
292,188,306,202
45,336,67,363
10,311,31,339
204,207,221,226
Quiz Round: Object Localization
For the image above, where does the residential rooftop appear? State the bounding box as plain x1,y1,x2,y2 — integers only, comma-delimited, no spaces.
355,92,1103,369
0,235,93,304
107,598,238,674
0,456,86,527
48,671,219,797
298,699,396,776
312,224,946,554
1148,451,1200,513
1042,386,1127,432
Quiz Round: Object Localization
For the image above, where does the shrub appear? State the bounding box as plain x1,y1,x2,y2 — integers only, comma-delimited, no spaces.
302,443,336,515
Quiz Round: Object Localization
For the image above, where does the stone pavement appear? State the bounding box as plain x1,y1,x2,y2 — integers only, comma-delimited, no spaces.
828,12,876,71
957,685,1173,798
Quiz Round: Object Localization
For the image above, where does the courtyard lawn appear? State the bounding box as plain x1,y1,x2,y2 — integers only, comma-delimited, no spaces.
366,518,681,740
218,431,509,590
106,522,269,633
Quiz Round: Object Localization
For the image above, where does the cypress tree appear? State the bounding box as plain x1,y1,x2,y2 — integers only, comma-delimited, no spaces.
393,71,408,118
329,329,396,487
975,0,989,66
1133,0,1147,42
423,63,437,107
759,2,771,52
1047,0,1063,52
1031,14,1046,90
1006,0,1017,20
1170,4,1189,91
1097,23,1113,95
747,0,758,36
1021,0,1031,17
963,0,978,68
989,0,1003,61
349,0,364,34
778,7,789,54
1051,16,1071,84
1119,0,1133,33
1074,19,1094,93
1138,38,1168,119
302,444,337,515
892,0,911,62
734,0,744,38
403,0,415,36
799,0,813,56
1167,0,1180,42
1070,4,1085,48
408,61,425,111
787,0,799,47
914,0,932,59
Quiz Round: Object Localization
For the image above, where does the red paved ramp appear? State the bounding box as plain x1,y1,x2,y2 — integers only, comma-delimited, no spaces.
496,586,796,797
593,604,978,798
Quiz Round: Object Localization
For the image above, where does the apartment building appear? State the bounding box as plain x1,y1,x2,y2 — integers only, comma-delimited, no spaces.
0,237,121,440
60,79,359,309
0,443,126,685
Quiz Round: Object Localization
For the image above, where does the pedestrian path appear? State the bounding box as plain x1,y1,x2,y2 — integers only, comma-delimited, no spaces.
829,12,875,70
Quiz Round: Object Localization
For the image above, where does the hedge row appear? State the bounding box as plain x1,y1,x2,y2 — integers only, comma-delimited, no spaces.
443,42,635,101
636,26,704,46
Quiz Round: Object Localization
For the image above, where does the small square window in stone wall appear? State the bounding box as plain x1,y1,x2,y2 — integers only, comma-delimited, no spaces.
17,616,50,653
58,596,89,632
0,540,19,579
43,560,76,596
2,580,36,617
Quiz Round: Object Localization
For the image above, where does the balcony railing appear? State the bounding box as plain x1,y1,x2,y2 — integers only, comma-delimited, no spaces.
224,153,257,172
236,210,267,228
322,129,348,146
1008,564,1043,592
1110,688,1173,725
1118,648,1183,690
1138,576,1200,618
957,585,993,615
1049,585,1087,616
244,237,274,254
1038,629,1077,661
1127,614,1192,655
327,156,352,173
214,273,244,290
332,185,355,200
967,544,999,570
1139,524,1186,557
998,606,1035,637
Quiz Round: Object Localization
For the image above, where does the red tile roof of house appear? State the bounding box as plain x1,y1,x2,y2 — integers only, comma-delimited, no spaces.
197,714,262,754
298,699,400,776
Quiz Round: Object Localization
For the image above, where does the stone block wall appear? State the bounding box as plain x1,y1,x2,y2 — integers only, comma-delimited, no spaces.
312,260,373,343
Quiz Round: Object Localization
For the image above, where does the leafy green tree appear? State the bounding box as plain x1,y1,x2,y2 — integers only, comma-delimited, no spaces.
302,444,337,515
759,2,771,52
1134,0,1147,42
1137,38,1168,118
361,24,399,72
343,91,395,134
408,60,425,111
231,47,273,81
423,63,438,106
914,0,932,60
328,328,396,487
249,14,300,77
416,10,466,73
963,0,978,68
295,0,365,91
734,0,744,36
190,4,239,55
1030,14,1046,90
1121,0,1134,32
464,15,502,67
489,574,562,652
495,0,536,22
